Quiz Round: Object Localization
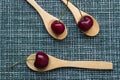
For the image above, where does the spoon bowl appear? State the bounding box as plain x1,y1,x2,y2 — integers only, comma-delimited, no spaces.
61,0,100,36
27,0,67,40
26,54,113,72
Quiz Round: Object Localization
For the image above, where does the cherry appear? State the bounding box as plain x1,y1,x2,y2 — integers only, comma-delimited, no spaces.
51,20,65,35
51,1,69,35
78,16,93,32
34,52,49,68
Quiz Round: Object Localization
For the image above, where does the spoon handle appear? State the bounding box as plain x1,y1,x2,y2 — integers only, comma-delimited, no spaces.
62,61,113,70
61,0,85,23
27,0,57,24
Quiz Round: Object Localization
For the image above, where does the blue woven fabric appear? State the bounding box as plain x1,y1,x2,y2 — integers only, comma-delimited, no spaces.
0,0,120,80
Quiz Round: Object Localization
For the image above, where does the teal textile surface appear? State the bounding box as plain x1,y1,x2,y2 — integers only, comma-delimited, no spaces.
0,0,120,80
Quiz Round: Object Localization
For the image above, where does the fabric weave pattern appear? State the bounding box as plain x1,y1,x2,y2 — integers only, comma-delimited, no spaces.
0,0,120,80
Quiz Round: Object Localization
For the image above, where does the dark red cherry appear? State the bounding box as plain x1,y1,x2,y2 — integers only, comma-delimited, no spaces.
78,16,93,32
51,20,65,35
34,52,49,68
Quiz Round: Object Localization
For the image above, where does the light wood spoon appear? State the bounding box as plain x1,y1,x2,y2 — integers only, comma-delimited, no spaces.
27,0,67,40
61,0,100,36
26,54,113,72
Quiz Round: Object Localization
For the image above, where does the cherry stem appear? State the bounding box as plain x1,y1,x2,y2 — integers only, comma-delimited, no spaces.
9,59,34,69
79,9,83,19
59,0,69,22
69,0,84,20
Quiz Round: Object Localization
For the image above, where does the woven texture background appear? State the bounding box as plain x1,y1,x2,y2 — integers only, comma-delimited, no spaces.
0,0,120,80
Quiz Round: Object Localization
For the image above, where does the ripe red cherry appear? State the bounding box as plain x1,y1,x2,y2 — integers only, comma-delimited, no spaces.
51,20,65,35
34,52,49,68
78,16,93,32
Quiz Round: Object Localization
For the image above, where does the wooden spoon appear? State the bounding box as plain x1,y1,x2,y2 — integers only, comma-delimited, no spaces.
27,0,67,40
26,54,113,72
61,0,100,36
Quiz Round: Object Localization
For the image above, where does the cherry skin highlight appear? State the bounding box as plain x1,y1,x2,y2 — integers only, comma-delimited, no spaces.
34,52,49,68
51,20,65,35
78,16,93,32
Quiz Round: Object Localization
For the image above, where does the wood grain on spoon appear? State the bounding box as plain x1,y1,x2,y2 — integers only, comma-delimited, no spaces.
27,0,67,40
61,0,100,36
26,54,113,72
